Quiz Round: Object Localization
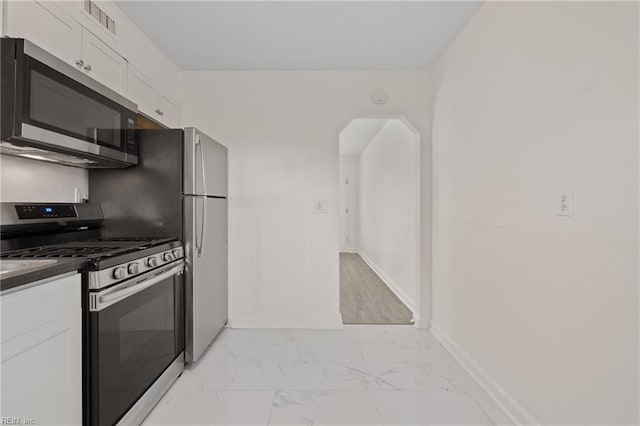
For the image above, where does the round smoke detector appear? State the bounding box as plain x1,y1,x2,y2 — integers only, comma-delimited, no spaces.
371,89,388,105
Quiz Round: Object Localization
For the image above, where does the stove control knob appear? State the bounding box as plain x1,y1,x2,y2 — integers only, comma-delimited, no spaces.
113,267,127,280
164,252,175,262
128,262,139,275
147,257,159,267
172,249,183,259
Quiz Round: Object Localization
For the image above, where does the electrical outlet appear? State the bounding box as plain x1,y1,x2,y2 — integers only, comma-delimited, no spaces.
557,190,573,217
315,200,328,214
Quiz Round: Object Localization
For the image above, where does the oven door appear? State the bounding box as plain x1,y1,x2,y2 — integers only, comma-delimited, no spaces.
88,261,184,426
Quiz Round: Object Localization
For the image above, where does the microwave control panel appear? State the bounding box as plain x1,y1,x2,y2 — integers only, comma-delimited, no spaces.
15,204,78,219
126,116,137,156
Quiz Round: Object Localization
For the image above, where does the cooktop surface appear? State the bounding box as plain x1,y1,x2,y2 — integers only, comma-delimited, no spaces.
1,237,177,260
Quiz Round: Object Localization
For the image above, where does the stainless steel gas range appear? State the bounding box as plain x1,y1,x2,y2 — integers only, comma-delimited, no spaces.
0,202,185,426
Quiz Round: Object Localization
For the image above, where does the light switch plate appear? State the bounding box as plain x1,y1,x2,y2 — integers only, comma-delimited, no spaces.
315,200,329,214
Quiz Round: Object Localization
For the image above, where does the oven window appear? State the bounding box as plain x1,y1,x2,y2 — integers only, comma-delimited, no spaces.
26,61,122,149
91,275,181,426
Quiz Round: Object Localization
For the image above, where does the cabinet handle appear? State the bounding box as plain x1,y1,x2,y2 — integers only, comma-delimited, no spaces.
84,64,92,72
155,109,164,116
75,59,84,68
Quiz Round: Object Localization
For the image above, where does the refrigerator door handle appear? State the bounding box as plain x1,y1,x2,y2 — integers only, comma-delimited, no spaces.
201,196,208,256
194,136,203,257
198,196,206,257
200,135,208,196
195,135,203,194
195,196,203,257
196,132,208,257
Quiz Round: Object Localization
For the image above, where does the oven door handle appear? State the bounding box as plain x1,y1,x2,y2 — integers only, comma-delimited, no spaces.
89,262,184,312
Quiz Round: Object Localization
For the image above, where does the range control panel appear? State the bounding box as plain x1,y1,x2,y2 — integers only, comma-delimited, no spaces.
15,204,78,219
88,246,185,290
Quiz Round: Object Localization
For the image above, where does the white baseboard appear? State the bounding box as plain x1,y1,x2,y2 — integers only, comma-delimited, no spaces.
358,251,416,313
429,321,538,425
412,313,424,329
228,315,344,329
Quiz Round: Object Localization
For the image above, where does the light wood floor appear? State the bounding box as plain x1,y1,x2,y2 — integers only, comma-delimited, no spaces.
340,253,413,324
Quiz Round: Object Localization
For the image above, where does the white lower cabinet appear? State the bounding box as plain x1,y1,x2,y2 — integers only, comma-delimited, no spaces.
1,273,82,425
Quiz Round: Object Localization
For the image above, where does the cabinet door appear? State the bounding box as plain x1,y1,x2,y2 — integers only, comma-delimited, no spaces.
1,274,82,425
81,28,127,95
4,0,81,66
154,92,181,128
127,64,156,116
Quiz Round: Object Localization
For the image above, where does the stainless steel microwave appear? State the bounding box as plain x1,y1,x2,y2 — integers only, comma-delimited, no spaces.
0,38,138,168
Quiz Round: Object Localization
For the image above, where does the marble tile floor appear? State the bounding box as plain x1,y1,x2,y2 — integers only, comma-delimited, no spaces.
143,326,513,426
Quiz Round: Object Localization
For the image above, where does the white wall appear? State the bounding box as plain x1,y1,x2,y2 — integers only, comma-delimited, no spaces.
0,156,88,202
358,119,418,310
429,1,638,424
339,155,359,253
179,71,430,328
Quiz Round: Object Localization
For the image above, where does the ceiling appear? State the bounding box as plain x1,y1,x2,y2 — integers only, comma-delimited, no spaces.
115,1,483,70
339,118,389,155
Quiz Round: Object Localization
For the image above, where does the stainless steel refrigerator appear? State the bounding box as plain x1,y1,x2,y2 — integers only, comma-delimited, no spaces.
89,127,228,363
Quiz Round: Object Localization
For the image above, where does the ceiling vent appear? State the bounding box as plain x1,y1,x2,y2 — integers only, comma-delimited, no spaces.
85,0,116,35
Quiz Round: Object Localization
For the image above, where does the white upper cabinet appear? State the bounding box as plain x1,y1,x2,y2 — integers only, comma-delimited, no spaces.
154,92,181,128
72,0,121,52
80,28,127,95
3,0,181,126
127,64,156,114
4,0,81,66
3,1,126,95
127,63,181,128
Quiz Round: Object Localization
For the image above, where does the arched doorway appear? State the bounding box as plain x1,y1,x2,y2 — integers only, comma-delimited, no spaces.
338,116,421,324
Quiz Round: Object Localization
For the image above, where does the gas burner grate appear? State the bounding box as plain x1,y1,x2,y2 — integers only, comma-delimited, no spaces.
0,237,180,262
3,246,118,258
97,237,163,242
